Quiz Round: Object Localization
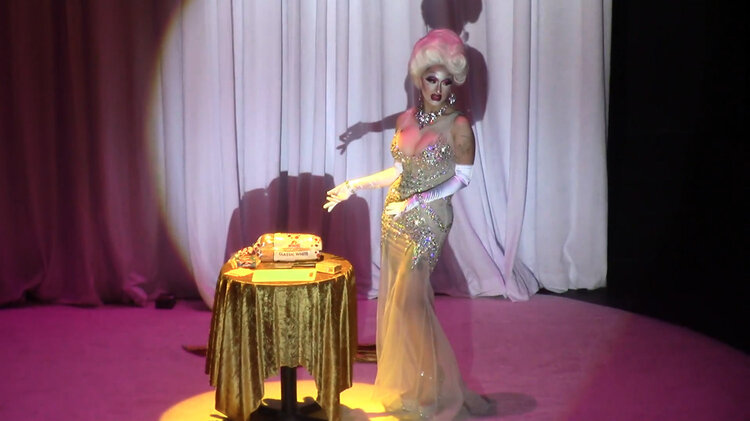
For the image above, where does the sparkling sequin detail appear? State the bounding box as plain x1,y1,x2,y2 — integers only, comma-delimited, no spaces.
382,124,456,270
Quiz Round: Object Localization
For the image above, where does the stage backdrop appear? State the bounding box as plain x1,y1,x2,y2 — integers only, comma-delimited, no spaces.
0,0,609,307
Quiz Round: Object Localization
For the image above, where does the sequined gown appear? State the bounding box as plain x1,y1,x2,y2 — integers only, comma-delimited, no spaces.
374,111,484,419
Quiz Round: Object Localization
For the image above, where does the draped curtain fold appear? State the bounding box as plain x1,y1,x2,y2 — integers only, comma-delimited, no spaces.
0,0,609,307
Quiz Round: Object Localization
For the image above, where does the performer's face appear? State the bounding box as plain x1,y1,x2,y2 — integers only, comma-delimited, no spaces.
420,65,454,111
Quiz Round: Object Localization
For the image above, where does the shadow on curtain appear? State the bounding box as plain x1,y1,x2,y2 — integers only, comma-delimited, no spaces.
223,173,373,297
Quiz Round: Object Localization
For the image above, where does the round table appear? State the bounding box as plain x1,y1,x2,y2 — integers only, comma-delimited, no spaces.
206,253,356,421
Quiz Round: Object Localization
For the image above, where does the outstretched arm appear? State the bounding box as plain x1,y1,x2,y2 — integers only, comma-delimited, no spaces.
324,163,403,212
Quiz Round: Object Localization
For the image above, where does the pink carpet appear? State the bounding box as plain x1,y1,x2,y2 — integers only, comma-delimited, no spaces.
0,295,746,420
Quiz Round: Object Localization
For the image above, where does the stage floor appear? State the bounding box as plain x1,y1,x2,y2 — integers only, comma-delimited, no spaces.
1,295,747,420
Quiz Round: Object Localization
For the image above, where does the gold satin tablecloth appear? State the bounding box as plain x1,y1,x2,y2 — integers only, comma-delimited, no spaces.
206,253,356,421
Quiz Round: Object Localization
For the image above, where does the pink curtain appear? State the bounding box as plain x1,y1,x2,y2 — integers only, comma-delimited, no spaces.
0,0,192,306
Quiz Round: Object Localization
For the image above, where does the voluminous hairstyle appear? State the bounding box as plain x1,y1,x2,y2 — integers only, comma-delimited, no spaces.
408,29,468,87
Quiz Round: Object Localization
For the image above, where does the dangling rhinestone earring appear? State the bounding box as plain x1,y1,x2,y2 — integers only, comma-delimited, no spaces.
448,93,456,106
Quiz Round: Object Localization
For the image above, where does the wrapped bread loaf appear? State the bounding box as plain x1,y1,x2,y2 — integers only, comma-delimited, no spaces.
253,233,322,262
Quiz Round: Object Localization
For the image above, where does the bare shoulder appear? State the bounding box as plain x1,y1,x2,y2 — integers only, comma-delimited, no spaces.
451,115,474,139
451,115,475,164
396,107,416,131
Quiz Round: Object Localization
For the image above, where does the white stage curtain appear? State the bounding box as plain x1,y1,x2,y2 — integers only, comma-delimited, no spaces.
152,0,610,307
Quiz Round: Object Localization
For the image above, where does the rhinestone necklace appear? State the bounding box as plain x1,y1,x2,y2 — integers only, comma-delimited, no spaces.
415,103,450,128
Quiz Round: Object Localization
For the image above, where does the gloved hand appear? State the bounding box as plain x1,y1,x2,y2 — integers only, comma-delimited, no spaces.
385,164,473,218
323,181,355,212
324,164,403,212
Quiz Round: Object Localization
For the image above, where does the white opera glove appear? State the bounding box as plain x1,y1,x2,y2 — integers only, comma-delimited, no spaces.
385,164,473,218
324,163,403,212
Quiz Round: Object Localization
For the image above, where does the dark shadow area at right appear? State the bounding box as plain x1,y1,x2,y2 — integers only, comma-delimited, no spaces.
601,1,747,352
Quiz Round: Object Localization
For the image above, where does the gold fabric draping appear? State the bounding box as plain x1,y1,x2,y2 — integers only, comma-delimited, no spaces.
206,253,356,421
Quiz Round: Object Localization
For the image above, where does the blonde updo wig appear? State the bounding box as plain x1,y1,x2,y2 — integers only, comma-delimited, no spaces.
408,29,468,87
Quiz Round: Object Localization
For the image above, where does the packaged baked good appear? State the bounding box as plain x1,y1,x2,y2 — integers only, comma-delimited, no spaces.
253,233,322,262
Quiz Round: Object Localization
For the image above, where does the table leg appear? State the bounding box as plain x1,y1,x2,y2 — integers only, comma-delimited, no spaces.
252,366,325,420
280,366,297,414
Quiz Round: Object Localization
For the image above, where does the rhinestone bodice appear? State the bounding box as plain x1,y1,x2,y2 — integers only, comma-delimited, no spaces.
381,112,459,269
390,138,455,198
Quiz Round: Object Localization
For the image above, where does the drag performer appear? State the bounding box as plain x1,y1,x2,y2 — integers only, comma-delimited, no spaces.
324,29,489,419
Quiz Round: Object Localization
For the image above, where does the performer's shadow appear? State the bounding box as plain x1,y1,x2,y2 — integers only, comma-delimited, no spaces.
337,0,488,154
421,0,488,125
223,172,373,295
484,392,537,418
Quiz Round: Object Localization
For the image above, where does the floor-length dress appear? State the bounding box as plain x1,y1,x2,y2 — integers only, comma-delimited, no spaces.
374,110,485,419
